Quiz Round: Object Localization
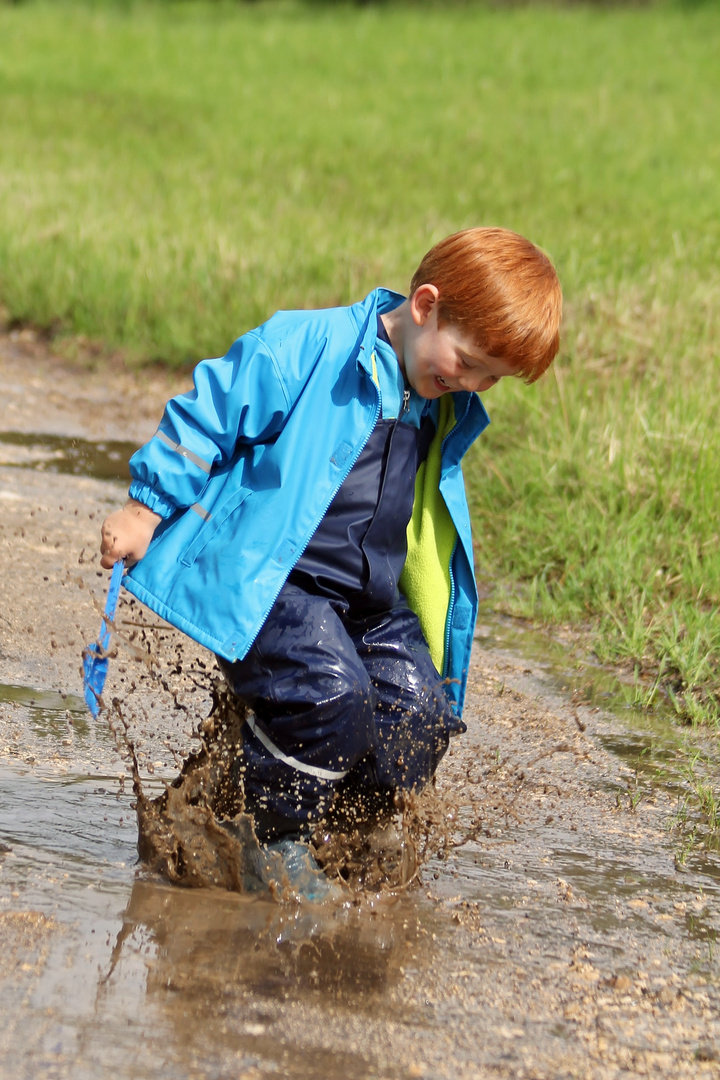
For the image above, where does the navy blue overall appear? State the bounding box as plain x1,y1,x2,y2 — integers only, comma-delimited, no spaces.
219,319,465,841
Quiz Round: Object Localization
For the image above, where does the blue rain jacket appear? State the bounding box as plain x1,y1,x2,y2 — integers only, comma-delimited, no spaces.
123,288,490,714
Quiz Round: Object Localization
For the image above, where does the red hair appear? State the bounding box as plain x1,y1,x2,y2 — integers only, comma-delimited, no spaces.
409,227,562,383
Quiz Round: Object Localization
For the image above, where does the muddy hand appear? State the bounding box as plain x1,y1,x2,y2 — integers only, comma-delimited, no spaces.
100,498,162,569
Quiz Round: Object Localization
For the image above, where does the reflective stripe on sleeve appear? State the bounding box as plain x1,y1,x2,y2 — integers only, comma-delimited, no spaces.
154,429,213,473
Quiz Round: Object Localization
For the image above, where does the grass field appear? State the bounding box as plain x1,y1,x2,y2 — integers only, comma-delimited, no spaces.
0,1,719,745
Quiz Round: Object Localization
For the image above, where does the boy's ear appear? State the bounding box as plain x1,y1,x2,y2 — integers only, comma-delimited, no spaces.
410,283,439,326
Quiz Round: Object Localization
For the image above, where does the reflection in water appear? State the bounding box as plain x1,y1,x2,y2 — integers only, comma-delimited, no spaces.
93,876,425,1079
110,877,415,1002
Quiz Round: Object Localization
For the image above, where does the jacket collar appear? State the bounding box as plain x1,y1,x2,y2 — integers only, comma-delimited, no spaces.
444,391,491,465
351,289,405,376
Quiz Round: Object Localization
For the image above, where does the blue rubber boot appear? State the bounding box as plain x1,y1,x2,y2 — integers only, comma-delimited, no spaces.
263,838,343,903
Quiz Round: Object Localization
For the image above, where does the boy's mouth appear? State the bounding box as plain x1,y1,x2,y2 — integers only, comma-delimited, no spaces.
435,375,450,390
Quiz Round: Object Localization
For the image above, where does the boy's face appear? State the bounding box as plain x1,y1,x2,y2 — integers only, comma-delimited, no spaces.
400,286,519,399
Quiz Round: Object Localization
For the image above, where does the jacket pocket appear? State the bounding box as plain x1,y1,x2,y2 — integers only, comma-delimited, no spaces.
179,488,251,568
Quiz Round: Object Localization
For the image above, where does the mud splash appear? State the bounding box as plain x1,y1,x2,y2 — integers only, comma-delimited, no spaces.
80,586,720,910
83,590,603,906
106,668,446,902
116,685,268,892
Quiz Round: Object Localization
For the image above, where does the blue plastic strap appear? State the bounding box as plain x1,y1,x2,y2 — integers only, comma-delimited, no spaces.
99,561,124,651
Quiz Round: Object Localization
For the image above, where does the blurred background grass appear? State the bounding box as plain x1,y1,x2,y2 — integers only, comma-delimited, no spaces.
0,0,718,726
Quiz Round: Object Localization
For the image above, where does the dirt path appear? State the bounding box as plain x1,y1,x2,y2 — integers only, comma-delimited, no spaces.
1,332,719,1080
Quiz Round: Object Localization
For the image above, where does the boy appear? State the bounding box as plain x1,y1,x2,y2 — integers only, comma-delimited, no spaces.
100,227,561,865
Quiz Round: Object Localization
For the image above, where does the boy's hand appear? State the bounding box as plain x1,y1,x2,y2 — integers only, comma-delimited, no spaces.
100,499,162,569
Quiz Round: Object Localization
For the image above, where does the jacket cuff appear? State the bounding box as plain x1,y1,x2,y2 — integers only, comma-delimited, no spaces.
128,481,178,520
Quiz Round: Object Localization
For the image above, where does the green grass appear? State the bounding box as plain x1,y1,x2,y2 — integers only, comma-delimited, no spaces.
671,744,720,863
1,0,719,731
467,272,720,726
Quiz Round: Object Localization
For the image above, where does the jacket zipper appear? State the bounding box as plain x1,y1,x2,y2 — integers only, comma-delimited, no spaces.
442,539,458,678
248,352,382,643
369,386,410,512
439,401,464,679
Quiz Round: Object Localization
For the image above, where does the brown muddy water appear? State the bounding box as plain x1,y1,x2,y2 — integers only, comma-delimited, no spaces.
1,339,720,1080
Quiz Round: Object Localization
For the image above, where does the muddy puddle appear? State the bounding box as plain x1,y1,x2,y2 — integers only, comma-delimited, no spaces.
0,431,135,482
2,346,720,1079
2,694,720,1080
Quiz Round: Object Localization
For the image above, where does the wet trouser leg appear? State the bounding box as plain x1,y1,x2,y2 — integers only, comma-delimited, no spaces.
218,582,465,842
342,601,466,793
